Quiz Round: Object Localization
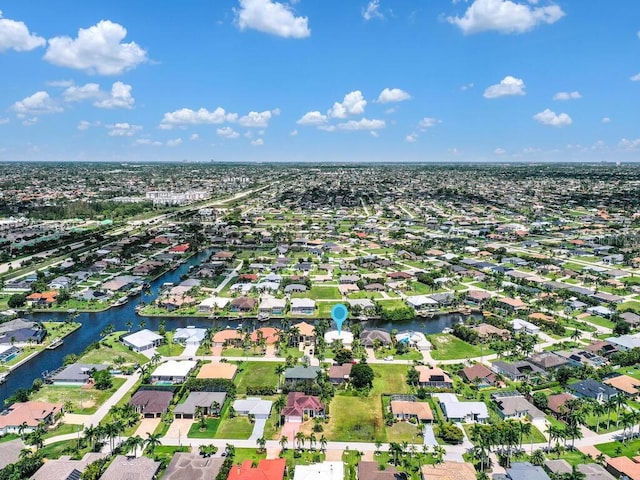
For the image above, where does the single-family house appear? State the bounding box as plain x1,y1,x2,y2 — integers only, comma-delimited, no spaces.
100,455,160,480
292,321,315,346
173,327,207,345
547,392,577,418
50,363,108,386
434,393,489,423
284,366,321,385
163,453,225,480
122,329,163,352
174,392,226,419
293,462,343,480
282,392,325,422
0,401,63,435
569,379,618,402
328,363,352,386
491,360,545,382
232,397,273,419
259,297,287,315
0,318,45,344
459,363,497,387
360,329,392,347
506,462,551,480
31,452,105,480
290,298,315,315
150,360,197,384
415,366,453,388
390,399,433,423
358,462,404,480
129,389,174,418
227,459,286,480
492,393,545,420
604,374,640,398
230,297,257,313
420,461,476,480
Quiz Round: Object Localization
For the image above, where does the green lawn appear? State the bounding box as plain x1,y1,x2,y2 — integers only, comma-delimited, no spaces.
81,331,149,365
326,364,409,442
214,416,254,439
428,334,490,360
618,301,640,313
232,447,267,464
155,332,184,357
374,346,423,361
150,445,190,465
307,286,342,300
38,438,92,460
187,417,222,438
234,362,281,394
31,377,127,414
280,449,326,472
377,299,408,311
221,348,261,358
43,422,82,439
596,438,640,458
386,421,420,442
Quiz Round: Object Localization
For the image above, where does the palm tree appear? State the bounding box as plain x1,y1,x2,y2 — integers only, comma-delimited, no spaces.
308,432,316,451
17,421,29,438
125,320,133,332
374,440,382,455
518,422,532,452
592,401,606,433
279,435,288,451
295,431,306,450
621,411,636,443
273,395,286,426
257,436,266,452
530,449,545,466
432,445,446,467
606,397,617,430
275,365,286,389
565,465,587,480
570,328,581,342
389,442,403,466
145,432,161,454
84,425,98,450
151,353,162,365
129,435,145,456
615,395,628,428
320,434,327,453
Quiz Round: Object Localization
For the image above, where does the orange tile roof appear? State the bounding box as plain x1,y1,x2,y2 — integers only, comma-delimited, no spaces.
608,457,640,480
293,322,315,337
212,329,242,343
251,327,280,345
0,401,63,429
604,375,640,396
227,459,286,480
197,362,238,380
421,461,476,480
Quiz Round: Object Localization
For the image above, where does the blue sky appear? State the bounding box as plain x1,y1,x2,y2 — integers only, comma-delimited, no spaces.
0,0,639,162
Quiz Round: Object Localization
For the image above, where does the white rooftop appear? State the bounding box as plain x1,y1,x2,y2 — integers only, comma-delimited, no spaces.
233,397,273,416
198,296,230,308
294,462,344,480
122,329,163,349
151,360,197,378
406,295,438,307
324,330,354,347
174,327,206,343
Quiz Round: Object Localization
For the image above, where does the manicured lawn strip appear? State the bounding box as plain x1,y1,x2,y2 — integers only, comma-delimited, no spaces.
38,438,92,460
596,438,640,458
377,299,408,311
386,421,420,442
221,348,261,358
187,417,222,438
370,364,410,395
31,377,127,414
232,447,267,464
0,434,20,443
214,416,254,440
618,301,640,313
42,422,81,439
150,445,189,465
428,334,490,361
155,332,183,357
279,449,326,472
556,449,595,466
580,316,615,329
374,347,423,361
234,361,281,394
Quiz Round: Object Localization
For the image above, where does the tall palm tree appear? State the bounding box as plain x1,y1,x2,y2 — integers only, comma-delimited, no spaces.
275,365,286,389
518,422,532,452
257,436,266,452
592,401,606,433
279,435,288,451
606,397,618,430
308,432,316,451
320,434,327,453
129,435,145,456
151,353,162,365
145,432,161,454
615,395,628,428
295,431,306,450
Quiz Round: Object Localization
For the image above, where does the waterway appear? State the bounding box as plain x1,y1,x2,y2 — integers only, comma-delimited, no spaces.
0,248,480,405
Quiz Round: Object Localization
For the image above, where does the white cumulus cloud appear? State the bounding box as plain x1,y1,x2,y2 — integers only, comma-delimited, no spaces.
406,133,418,143
134,138,162,146
631,73,640,82
77,120,101,130
448,0,565,34
553,91,581,101
377,88,411,103
166,138,183,147
363,1,384,21
217,126,240,139
619,138,640,151
297,111,327,125
161,107,238,129
0,10,46,52
251,138,264,146
533,108,572,127
602,117,611,124
483,75,526,98
44,20,148,75
335,118,385,131
62,83,101,102
238,109,277,127
107,122,142,137
94,82,134,109
290,129,298,136
328,91,367,118
494,147,506,155
12,91,62,117
235,0,310,38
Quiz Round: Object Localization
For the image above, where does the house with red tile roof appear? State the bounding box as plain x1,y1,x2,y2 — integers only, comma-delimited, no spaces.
227,459,286,480
282,392,325,423
168,243,190,253
0,401,63,435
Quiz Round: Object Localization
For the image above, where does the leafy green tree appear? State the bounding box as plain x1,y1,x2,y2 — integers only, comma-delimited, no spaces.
350,363,374,389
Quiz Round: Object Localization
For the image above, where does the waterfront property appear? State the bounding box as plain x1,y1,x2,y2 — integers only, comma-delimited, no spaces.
50,363,108,386
121,329,163,352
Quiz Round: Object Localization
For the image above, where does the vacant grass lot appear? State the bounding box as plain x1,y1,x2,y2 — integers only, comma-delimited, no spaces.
234,361,280,394
31,377,126,414
618,301,640,313
596,438,640,458
428,334,489,360
325,364,409,442
386,421,420,442
81,331,149,365
307,286,342,300
214,416,253,439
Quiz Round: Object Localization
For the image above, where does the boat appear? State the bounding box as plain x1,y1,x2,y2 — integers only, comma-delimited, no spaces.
0,373,8,384
257,313,270,322
46,338,63,349
442,328,452,334
67,308,78,314
112,297,129,307
236,323,243,330
128,286,143,297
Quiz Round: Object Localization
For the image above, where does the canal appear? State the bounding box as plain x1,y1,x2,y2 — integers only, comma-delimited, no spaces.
0,249,479,405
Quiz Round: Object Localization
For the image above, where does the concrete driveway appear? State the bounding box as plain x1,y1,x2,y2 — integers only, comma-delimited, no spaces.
181,343,199,357
165,418,193,442
248,418,267,441
134,418,161,439
422,424,437,446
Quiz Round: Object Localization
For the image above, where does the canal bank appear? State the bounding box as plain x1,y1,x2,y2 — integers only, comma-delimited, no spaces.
0,246,481,405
